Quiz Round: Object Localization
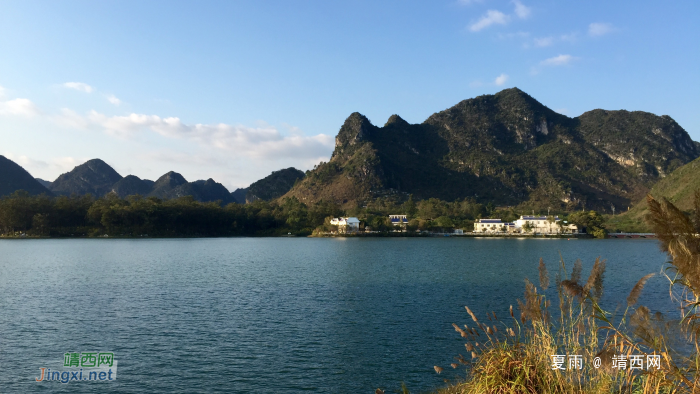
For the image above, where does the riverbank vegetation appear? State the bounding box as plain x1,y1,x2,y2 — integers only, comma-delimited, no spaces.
0,190,615,237
430,192,700,394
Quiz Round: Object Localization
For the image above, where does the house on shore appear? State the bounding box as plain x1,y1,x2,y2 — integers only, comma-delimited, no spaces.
474,216,578,234
330,217,361,233
388,214,408,227
474,219,517,234
514,216,578,234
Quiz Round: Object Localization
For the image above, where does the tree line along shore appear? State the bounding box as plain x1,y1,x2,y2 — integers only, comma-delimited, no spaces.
0,190,611,238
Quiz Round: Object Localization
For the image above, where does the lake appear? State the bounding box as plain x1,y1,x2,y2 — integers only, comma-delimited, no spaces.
0,238,673,393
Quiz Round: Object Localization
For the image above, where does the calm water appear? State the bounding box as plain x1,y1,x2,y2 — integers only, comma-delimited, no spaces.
0,238,673,393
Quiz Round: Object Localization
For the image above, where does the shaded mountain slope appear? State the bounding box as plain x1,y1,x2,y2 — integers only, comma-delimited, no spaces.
0,155,52,196
231,188,248,204
180,179,236,204
147,172,235,203
230,167,305,203
35,178,52,189
147,171,188,199
110,175,155,198
246,167,305,202
50,159,123,196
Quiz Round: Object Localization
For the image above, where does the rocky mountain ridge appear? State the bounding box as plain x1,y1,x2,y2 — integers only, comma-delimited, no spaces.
283,88,699,211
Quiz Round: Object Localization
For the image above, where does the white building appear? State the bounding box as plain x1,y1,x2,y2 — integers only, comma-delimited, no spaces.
474,216,577,234
330,217,361,233
474,219,511,233
388,214,408,226
514,216,577,234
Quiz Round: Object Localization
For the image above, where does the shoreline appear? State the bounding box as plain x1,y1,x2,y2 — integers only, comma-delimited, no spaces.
0,233,659,240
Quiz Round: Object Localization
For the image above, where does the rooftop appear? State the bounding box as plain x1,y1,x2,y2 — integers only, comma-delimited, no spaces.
478,219,503,223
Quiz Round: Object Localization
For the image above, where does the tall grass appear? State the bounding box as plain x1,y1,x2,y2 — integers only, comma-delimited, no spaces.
432,192,700,394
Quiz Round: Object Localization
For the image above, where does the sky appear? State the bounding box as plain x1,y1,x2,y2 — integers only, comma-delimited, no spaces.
1,0,699,190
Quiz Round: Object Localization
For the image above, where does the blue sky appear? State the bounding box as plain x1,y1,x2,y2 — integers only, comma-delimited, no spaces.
1,0,698,190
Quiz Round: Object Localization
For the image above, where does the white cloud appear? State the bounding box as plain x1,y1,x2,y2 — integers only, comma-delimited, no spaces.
512,0,531,19
494,73,509,86
140,150,230,168
0,85,6,99
497,31,530,40
457,0,483,4
470,10,510,32
106,95,121,106
540,54,576,66
4,153,49,170
3,152,86,178
62,82,94,93
534,36,554,47
560,33,577,42
531,33,577,48
53,108,90,129
56,110,335,161
555,108,569,115
588,22,614,37
0,98,40,117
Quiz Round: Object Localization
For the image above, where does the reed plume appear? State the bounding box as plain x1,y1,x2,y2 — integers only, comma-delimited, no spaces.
646,194,700,295
538,257,550,290
627,273,655,307
582,257,606,300
465,306,478,322
560,279,583,298
570,259,582,284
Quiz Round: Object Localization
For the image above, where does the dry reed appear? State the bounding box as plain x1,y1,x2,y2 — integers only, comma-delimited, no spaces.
431,191,700,393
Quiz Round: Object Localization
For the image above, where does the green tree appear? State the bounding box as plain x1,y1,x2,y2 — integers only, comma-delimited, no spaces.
31,213,50,236
435,216,454,230
568,210,607,238
402,195,418,218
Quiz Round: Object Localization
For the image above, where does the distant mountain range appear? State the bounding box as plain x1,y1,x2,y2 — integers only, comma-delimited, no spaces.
283,88,699,211
2,88,699,212
0,157,303,205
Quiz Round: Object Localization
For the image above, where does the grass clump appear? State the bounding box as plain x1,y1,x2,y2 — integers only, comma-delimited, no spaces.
433,191,700,394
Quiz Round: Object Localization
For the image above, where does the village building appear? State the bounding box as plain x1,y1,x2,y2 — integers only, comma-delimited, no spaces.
474,216,578,234
474,219,508,233
330,217,361,233
388,214,408,226
513,216,578,234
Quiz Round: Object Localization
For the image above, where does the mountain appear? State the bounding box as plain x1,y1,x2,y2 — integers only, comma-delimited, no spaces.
35,178,52,189
607,155,700,232
229,168,305,203
647,155,700,210
0,155,53,196
147,171,188,199
577,109,697,180
283,88,698,210
179,179,236,204
109,175,155,198
50,159,123,196
246,168,305,202
231,188,248,204
147,172,235,203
